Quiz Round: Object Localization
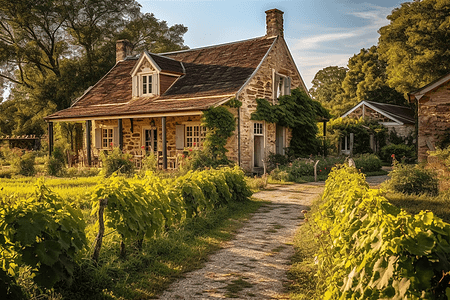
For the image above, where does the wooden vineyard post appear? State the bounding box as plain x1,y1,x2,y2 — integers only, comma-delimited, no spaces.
92,198,108,263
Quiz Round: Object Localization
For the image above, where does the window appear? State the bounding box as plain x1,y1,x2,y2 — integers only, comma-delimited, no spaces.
186,125,206,148
254,123,264,136
102,128,114,148
274,73,291,99
143,128,157,153
142,74,153,95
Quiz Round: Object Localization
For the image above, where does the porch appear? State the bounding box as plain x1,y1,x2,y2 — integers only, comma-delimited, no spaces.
47,113,205,170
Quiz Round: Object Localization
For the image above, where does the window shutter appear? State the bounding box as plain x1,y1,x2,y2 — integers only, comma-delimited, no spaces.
152,73,158,95
284,77,291,95
176,125,185,150
94,128,101,149
113,127,119,147
132,76,138,97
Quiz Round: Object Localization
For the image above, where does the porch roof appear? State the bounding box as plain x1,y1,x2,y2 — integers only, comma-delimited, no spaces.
45,36,276,121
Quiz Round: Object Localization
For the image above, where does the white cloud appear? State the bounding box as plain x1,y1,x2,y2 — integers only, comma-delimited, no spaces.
293,53,351,89
290,4,393,51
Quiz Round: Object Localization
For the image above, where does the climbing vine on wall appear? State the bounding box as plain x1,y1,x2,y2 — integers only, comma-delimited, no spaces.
251,88,330,157
184,105,237,169
327,117,387,155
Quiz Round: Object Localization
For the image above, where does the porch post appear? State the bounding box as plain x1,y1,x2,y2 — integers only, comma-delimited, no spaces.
162,116,167,169
48,121,54,157
86,120,92,166
118,119,123,150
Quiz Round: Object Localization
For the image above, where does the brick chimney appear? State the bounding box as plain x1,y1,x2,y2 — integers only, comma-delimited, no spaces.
116,39,133,63
265,9,284,37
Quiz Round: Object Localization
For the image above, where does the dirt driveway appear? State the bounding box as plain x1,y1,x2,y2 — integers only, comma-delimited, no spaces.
159,183,325,299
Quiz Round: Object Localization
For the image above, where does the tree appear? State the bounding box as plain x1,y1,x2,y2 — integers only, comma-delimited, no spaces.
309,66,347,117
336,46,406,116
0,0,188,136
378,0,450,95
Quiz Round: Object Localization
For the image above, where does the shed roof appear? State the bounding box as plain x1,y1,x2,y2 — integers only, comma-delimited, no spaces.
341,100,415,125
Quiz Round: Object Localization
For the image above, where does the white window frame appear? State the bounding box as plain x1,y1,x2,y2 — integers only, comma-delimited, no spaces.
185,123,206,148
253,122,264,136
101,127,114,149
139,73,158,96
273,71,291,100
142,127,158,153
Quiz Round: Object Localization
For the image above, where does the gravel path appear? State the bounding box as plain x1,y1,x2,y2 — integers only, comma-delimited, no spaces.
159,183,325,299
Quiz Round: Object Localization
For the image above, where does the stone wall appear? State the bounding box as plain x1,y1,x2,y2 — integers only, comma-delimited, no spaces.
92,115,202,157
237,37,306,172
417,83,450,161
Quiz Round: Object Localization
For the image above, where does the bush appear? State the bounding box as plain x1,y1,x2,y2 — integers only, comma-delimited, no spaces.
353,153,382,173
141,153,158,172
311,165,450,299
100,148,135,177
46,156,65,177
280,156,344,182
266,153,292,172
384,163,439,196
380,143,415,163
12,151,36,176
269,167,290,182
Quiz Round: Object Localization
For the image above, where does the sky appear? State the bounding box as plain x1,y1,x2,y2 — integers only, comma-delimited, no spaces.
138,0,406,90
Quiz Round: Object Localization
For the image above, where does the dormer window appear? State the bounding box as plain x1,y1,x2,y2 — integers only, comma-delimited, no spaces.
131,52,184,98
142,74,153,95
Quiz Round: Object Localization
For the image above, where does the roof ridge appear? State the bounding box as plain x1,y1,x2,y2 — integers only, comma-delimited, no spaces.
160,35,272,56
365,100,411,109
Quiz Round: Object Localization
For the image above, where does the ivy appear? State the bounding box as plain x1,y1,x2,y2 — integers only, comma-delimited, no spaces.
251,88,330,157
327,117,387,154
197,106,236,166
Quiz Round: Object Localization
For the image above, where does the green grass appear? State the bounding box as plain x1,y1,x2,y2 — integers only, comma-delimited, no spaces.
287,214,318,299
385,190,450,223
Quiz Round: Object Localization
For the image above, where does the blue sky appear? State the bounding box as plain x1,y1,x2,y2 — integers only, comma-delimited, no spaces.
138,0,406,89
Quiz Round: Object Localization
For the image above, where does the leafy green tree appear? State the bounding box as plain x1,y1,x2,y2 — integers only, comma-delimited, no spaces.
344,46,405,107
309,66,347,117
0,0,188,137
378,0,450,95
118,12,189,54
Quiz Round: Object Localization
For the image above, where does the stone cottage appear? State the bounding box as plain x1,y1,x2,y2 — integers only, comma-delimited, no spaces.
409,73,450,162
45,9,308,173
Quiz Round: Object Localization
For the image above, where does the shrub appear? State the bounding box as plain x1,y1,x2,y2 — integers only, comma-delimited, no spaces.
141,153,158,172
353,153,382,173
100,148,135,177
380,143,415,163
12,151,36,176
269,167,289,182
46,156,65,177
312,165,450,299
384,163,439,196
266,153,292,172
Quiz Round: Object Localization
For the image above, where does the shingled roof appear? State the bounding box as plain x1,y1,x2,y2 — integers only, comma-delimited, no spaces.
46,36,277,121
342,100,415,125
